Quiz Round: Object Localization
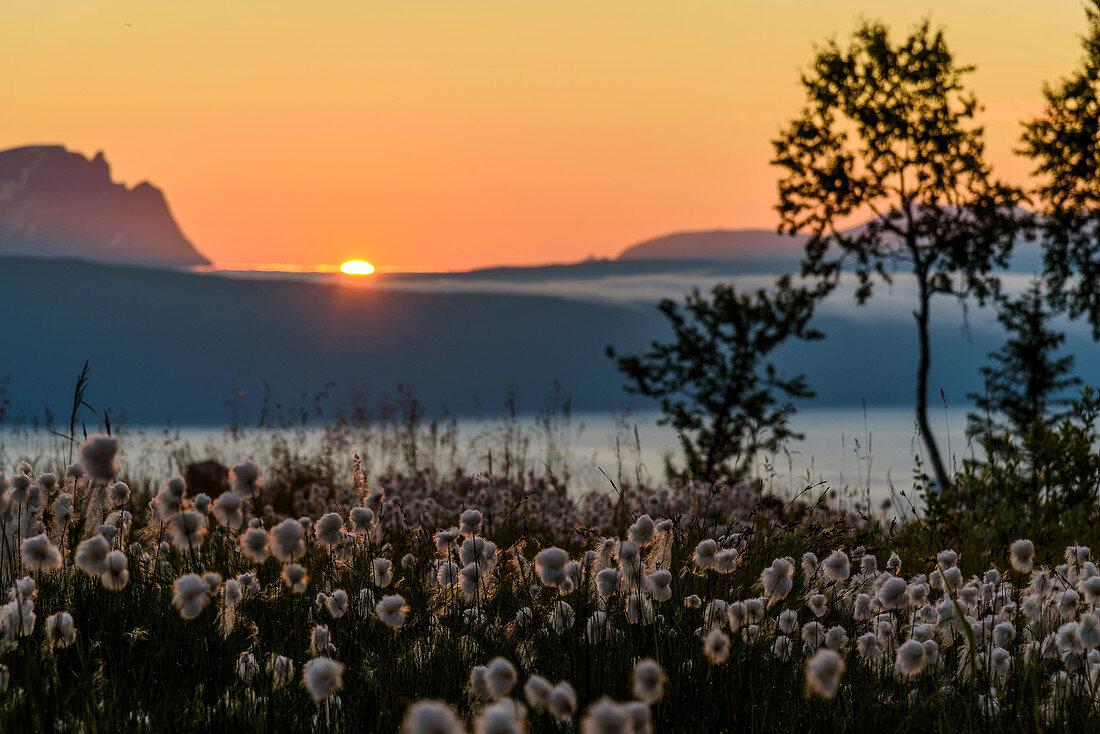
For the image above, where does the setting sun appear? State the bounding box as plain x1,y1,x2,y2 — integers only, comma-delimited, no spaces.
339,259,375,275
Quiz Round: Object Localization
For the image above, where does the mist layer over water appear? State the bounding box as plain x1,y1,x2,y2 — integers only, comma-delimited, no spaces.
0,405,974,507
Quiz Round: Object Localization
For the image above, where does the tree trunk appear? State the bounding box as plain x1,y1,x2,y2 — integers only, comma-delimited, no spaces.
914,273,953,493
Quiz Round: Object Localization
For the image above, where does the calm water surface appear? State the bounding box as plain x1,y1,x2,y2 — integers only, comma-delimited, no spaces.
0,405,975,507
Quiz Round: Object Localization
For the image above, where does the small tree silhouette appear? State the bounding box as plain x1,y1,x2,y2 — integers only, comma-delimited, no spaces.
1021,0,1100,338
607,276,822,486
773,18,1025,492
967,280,1080,439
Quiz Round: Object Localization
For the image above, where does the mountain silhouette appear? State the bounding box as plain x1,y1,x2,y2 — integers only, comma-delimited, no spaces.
0,145,209,267
617,229,809,262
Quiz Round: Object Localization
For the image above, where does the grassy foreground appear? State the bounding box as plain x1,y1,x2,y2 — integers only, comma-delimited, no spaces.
1,432,1098,732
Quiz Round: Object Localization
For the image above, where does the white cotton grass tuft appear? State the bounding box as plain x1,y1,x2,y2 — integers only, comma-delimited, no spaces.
703,628,730,664
103,481,130,510
21,534,62,573
14,576,35,601
229,460,262,496
778,609,799,634
282,564,309,593
474,699,526,734
154,476,187,520
223,579,242,607
202,572,222,592
801,552,818,578
373,558,394,587
805,648,845,698
761,557,794,603
45,611,76,648
240,527,269,563
704,599,728,629
551,600,576,633
100,550,129,590
325,590,349,618
627,514,655,546
822,550,850,581
645,570,672,602
302,656,344,703
486,657,518,699
895,639,926,677
268,654,295,688
459,509,483,536
460,538,497,568
310,624,335,655
534,547,570,588
168,510,207,551
212,491,244,530
52,494,74,529
626,701,652,734
237,651,259,683
990,646,1011,680
437,561,460,587
350,506,374,535
825,626,848,650
715,549,738,574
192,493,211,516
270,519,307,562
626,593,654,625
693,539,718,570
524,675,553,710
801,621,826,648
596,568,622,599
876,576,908,610
547,682,578,721
617,542,643,588
469,665,492,700
401,700,465,734
1011,539,1035,573
459,563,484,598
172,573,212,620
79,433,120,481
632,658,665,703
433,527,460,552
314,512,345,548
74,535,111,577
727,602,748,632
376,594,409,628
579,697,629,734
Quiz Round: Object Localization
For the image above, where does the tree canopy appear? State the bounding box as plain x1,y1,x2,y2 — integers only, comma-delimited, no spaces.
773,18,1025,491
608,276,821,486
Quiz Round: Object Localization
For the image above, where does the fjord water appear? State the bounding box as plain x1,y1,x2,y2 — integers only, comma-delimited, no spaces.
0,405,973,507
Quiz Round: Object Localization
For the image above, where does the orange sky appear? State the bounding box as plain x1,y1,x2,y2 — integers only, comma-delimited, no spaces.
3,1,1088,272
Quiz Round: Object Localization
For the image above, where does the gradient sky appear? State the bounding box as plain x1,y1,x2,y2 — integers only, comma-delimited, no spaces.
3,2,1088,271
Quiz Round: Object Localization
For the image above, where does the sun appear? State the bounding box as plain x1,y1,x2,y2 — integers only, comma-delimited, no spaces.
339,259,375,275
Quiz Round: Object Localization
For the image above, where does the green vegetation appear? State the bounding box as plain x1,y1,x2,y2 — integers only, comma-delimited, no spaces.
11,6,1100,734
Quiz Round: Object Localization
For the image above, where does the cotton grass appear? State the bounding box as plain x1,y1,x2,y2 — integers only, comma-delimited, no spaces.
376,594,409,628
632,658,665,703
401,700,465,734
302,657,344,703
805,648,845,698
21,534,62,573
172,574,212,620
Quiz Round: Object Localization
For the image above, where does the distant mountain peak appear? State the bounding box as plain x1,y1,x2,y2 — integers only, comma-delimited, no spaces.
0,144,209,267
617,229,808,261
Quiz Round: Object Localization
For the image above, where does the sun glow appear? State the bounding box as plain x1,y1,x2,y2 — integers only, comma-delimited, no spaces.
339,260,375,275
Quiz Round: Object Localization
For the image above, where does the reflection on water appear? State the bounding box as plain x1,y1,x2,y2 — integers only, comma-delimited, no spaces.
0,405,975,506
